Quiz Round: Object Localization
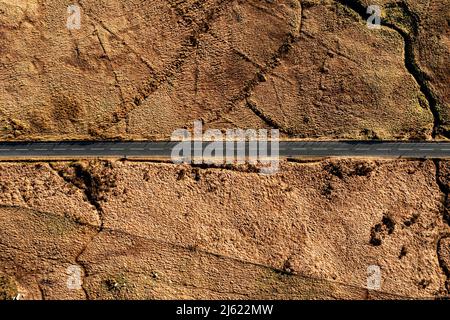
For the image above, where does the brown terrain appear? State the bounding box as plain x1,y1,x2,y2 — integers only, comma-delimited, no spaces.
0,0,447,140
0,159,449,299
0,0,449,301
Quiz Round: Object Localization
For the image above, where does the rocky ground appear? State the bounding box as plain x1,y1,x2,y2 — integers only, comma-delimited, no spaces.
0,0,447,140
0,159,449,299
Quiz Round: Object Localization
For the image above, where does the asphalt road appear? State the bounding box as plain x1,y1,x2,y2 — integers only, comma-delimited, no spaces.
0,141,450,159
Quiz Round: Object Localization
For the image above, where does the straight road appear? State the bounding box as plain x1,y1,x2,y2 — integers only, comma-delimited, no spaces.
0,141,449,159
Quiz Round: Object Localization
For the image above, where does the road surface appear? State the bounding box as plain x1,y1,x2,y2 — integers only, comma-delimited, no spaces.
0,141,449,159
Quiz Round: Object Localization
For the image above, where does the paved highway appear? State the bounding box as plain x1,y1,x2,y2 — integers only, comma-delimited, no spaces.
0,141,449,159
